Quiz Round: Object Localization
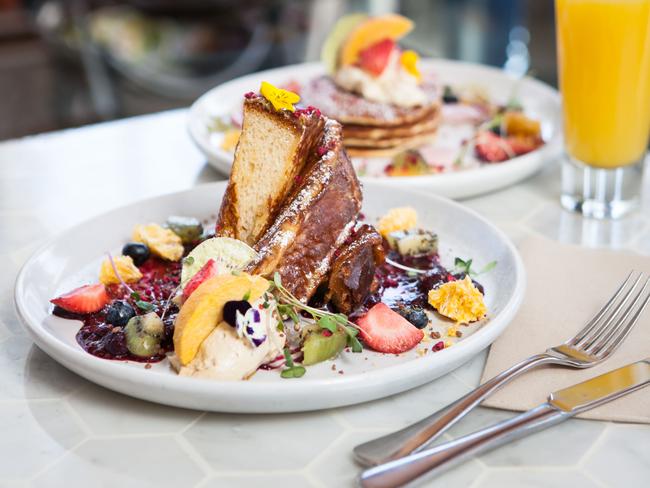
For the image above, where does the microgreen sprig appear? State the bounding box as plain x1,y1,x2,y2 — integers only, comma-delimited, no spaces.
280,347,306,379
271,272,365,352
454,257,497,277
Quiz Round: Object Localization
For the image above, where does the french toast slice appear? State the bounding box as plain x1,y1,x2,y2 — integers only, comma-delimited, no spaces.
246,119,362,302
216,96,325,245
326,224,385,314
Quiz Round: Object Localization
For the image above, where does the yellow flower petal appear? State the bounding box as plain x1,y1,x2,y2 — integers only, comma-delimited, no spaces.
260,81,300,112
400,50,422,81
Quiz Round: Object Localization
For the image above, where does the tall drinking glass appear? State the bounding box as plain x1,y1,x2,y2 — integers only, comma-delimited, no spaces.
556,0,650,219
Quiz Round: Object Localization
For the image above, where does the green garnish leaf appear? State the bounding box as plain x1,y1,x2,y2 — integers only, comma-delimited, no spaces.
344,325,359,338
348,334,363,353
273,271,283,289
130,291,141,301
318,316,337,333
283,347,294,367
243,290,251,301
135,300,155,312
183,256,194,266
454,257,497,277
478,260,497,274
281,366,306,379
281,348,305,378
277,321,284,332
505,97,523,111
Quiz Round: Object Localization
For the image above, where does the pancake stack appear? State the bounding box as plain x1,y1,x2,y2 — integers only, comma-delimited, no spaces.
301,76,442,158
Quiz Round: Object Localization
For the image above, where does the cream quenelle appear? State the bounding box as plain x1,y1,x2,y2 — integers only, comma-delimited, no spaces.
171,293,285,380
334,49,426,108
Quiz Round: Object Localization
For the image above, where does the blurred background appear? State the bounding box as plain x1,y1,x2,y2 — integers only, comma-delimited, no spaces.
0,0,556,141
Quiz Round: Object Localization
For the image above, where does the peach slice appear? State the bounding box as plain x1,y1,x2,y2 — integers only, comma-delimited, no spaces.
339,14,414,67
173,273,269,365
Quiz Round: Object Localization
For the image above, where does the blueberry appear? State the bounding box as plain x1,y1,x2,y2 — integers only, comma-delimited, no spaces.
105,300,136,327
442,85,459,104
122,242,150,266
223,300,251,327
395,305,429,329
406,308,429,329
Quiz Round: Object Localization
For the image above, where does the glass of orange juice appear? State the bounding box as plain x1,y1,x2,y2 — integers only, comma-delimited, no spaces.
556,0,650,218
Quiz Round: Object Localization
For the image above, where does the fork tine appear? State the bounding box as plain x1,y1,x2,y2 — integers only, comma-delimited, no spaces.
577,272,644,351
592,277,650,358
568,271,637,346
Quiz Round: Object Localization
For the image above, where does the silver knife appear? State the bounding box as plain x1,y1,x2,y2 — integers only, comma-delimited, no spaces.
359,358,650,488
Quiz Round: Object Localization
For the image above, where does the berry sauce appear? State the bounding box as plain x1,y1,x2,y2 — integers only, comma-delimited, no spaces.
353,249,483,318
53,258,181,363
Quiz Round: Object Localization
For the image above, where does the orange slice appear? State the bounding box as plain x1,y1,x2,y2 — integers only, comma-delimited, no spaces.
339,14,414,67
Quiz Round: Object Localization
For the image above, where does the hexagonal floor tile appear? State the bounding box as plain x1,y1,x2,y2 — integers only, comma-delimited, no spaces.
445,407,605,467
0,335,86,400
33,436,205,488
310,430,483,488
331,373,472,430
477,468,600,487
183,412,343,472
66,383,202,436
200,474,316,488
0,401,85,480
584,424,650,487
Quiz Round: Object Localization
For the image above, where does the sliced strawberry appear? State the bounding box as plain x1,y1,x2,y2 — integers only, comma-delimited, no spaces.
51,283,110,314
356,303,424,354
358,38,396,76
474,131,511,163
183,259,219,300
507,135,543,156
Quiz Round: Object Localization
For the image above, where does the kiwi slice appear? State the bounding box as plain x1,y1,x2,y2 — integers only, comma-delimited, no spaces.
302,328,347,366
124,312,164,358
181,237,259,288
166,216,203,244
321,13,368,74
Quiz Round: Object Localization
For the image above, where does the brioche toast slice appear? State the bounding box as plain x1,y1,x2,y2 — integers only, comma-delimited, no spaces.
247,119,362,302
216,96,325,245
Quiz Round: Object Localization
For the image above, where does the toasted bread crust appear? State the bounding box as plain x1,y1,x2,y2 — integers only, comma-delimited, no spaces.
247,120,362,302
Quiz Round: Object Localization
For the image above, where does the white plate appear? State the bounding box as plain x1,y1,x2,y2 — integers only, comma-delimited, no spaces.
15,182,525,413
188,60,562,199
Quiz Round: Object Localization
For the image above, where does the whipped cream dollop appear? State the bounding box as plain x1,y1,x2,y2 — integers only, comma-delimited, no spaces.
334,49,427,108
173,294,285,380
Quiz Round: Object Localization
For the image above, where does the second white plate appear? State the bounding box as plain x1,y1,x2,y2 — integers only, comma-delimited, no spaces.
188,60,562,199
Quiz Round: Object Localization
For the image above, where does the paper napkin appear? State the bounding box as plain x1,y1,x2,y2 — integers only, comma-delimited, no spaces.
480,235,650,423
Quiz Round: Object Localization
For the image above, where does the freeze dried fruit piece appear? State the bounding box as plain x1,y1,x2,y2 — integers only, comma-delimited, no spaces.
428,276,487,324
99,255,143,285
133,223,184,261
377,207,418,238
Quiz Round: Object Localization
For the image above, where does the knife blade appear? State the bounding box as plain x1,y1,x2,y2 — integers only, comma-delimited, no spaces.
550,359,650,412
359,359,650,488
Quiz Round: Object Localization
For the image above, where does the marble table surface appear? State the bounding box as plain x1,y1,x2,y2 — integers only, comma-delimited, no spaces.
1,109,649,488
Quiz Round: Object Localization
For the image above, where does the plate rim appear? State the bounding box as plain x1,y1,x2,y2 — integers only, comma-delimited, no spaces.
187,59,562,186
14,181,526,411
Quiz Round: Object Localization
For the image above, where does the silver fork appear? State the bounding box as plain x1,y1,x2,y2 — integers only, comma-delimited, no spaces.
354,270,650,467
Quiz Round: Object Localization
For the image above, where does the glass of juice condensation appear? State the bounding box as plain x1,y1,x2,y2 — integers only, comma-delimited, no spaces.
556,0,650,218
